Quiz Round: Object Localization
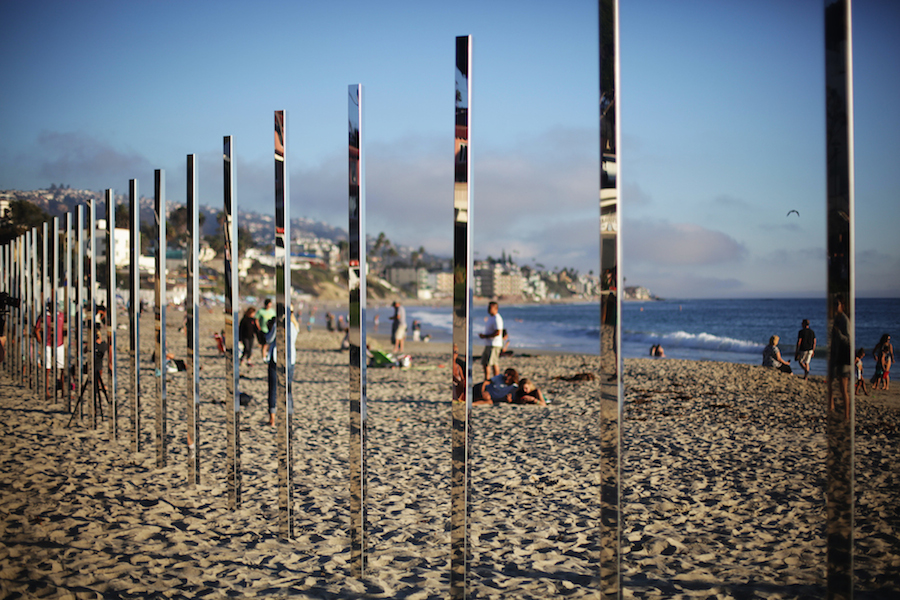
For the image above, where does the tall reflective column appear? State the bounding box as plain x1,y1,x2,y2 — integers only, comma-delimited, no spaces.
41,221,49,402
129,180,141,454
223,135,241,509
29,228,36,394
824,1,855,597
64,212,73,412
76,206,85,418
186,156,200,484
274,112,293,536
18,235,25,386
106,190,118,439
154,170,167,466
451,34,473,600
599,0,622,596
88,199,98,428
52,216,60,404
348,85,368,576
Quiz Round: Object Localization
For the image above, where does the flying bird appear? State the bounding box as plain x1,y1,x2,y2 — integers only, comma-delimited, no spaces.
786,210,800,217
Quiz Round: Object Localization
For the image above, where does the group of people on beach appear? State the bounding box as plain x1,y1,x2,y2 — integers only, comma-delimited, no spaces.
762,314,893,393
463,301,547,407
855,333,894,395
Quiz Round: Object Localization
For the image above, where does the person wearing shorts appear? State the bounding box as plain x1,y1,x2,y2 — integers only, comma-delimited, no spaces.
795,319,816,380
479,301,504,380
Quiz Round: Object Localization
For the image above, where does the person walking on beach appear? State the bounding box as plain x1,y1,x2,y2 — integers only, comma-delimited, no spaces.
855,347,870,396
795,319,816,380
238,306,258,368
479,301,504,381
390,301,406,354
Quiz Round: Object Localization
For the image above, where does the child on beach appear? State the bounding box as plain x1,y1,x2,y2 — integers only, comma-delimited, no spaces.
513,378,547,406
855,347,869,396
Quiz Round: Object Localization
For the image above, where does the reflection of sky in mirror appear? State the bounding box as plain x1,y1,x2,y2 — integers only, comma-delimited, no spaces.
0,0,897,298
348,87,360,138
455,67,468,111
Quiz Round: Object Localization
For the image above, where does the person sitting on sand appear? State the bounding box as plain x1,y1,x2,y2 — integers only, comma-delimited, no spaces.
855,347,869,396
473,368,518,406
762,335,792,374
512,378,547,406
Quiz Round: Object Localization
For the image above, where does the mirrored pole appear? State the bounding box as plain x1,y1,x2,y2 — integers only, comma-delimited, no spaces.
348,86,367,576
22,231,28,388
599,0,623,596
64,212,73,412
21,232,29,388
17,235,25,385
154,170,167,467
42,221,49,402
129,180,141,454
32,227,40,396
451,34,473,600
1,243,6,377
223,135,241,509
824,1,855,597
274,111,293,536
106,190,118,439
89,198,98,428
27,228,35,394
186,156,200,485
0,243,5,376
17,234,24,385
52,216,60,404
76,205,85,418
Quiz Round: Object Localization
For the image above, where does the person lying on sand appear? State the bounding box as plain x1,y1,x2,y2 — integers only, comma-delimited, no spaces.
512,378,547,406
473,368,518,406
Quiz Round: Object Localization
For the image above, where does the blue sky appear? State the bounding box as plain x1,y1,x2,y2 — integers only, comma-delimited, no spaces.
1,0,897,298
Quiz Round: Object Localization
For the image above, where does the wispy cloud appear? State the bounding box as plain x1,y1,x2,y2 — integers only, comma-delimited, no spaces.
625,218,747,266
36,131,153,188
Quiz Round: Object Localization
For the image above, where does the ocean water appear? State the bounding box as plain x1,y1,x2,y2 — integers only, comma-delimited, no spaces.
367,298,900,378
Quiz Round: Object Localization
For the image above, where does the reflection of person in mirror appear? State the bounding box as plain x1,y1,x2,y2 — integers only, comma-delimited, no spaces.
473,368,518,406
452,344,465,402
855,348,870,396
794,319,816,380
828,297,851,419
479,301,504,380
762,335,792,374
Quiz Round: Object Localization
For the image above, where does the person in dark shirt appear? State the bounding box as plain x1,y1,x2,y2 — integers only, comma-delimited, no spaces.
795,319,816,380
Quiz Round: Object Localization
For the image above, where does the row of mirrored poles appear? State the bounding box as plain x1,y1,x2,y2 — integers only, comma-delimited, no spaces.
0,7,860,592
0,35,602,596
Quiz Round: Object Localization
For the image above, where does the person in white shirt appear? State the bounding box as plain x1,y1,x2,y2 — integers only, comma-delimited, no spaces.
479,301,504,380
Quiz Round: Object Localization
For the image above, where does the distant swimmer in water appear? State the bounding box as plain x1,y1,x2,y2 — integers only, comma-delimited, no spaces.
650,344,665,358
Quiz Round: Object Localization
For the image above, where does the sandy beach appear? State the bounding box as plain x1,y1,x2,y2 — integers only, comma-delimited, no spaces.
1,310,898,599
